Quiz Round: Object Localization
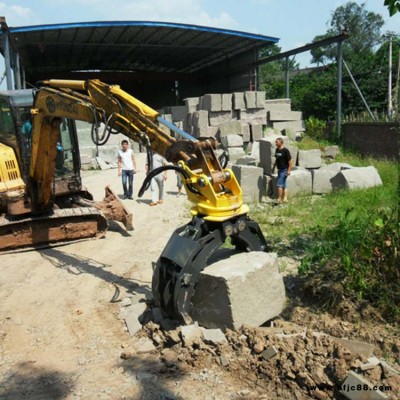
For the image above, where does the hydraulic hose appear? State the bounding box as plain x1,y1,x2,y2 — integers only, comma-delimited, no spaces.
138,165,200,198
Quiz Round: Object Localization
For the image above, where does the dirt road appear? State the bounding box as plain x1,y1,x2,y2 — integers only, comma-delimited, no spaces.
1,153,399,400
0,154,206,400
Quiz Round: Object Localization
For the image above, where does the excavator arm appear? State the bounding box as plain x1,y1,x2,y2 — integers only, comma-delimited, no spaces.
39,79,249,222
35,79,267,324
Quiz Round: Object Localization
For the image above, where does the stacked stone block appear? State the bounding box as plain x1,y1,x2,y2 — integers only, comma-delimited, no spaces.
159,92,305,147
157,94,382,202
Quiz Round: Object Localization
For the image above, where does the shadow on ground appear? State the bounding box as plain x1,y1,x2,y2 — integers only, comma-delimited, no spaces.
39,248,152,301
118,355,185,400
0,362,74,400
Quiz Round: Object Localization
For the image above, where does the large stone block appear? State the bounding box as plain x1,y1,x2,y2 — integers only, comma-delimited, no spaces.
201,94,222,111
241,124,251,142
233,92,245,110
264,99,291,113
170,105,187,122
259,136,290,175
286,169,312,196
232,165,264,202
235,156,257,166
184,97,200,113
259,138,274,175
221,134,244,148
192,110,209,128
250,141,260,161
244,91,257,109
319,162,353,173
209,111,234,127
192,252,286,330
272,120,305,134
311,162,353,194
193,126,219,138
265,175,278,198
221,93,233,111
227,147,246,163
218,120,243,137
331,166,383,190
297,149,322,169
312,169,338,194
256,91,266,108
286,145,298,167
322,145,340,159
239,109,267,124
268,110,303,121
250,124,263,141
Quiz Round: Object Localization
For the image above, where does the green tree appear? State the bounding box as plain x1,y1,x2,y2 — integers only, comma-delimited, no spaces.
310,2,384,63
259,44,299,99
384,0,400,16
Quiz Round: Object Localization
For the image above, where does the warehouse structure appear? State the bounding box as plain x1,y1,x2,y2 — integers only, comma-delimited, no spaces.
0,18,279,108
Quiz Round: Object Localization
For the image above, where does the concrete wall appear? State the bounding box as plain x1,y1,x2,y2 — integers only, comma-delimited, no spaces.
343,122,399,161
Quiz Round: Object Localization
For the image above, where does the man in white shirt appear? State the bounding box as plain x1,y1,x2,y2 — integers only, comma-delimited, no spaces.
118,140,137,200
145,152,167,206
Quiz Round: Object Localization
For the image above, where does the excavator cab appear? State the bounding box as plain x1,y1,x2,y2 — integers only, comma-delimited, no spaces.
0,90,83,199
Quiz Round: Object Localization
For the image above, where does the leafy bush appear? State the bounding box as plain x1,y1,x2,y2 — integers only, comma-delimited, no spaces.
304,117,328,141
299,208,399,320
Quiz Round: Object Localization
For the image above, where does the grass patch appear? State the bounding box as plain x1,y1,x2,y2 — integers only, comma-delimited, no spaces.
250,148,399,321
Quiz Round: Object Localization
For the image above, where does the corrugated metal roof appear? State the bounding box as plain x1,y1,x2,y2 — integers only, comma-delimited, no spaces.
1,21,279,76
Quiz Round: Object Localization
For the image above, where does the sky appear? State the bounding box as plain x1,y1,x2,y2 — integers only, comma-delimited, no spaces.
0,0,398,78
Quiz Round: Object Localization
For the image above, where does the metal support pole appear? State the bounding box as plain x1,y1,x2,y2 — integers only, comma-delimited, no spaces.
285,57,289,98
3,31,13,90
336,41,343,141
388,35,393,118
14,51,21,89
343,59,375,121
22,67,26,89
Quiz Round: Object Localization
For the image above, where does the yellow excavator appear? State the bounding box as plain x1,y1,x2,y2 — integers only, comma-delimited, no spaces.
0,79,267,323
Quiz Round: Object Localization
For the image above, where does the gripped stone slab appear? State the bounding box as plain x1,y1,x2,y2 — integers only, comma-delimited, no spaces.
191,252,286,330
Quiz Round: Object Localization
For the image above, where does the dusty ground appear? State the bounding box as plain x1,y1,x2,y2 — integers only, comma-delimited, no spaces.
0,153,399,400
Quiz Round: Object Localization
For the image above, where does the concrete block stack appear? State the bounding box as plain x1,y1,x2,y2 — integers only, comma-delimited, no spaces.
156,94,382,202
159,92,305,146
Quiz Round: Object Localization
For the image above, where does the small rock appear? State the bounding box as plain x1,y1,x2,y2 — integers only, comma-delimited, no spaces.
181,322,202,346
201,328,228,345
261,346,278,361
135,337,156,354
313,389,329,399
253,338,265,354
219,355,229,367
77,356,88,365
120,297,132,307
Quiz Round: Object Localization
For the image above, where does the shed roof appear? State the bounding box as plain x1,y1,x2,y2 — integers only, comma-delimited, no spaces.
1,21,279,76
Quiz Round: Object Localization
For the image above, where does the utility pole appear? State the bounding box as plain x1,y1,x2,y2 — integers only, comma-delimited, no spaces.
388,35,393,118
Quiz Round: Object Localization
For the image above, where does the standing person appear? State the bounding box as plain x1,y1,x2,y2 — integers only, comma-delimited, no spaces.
118,140,137,200
272,137,292,204
176,172,184,196
146,152,167,206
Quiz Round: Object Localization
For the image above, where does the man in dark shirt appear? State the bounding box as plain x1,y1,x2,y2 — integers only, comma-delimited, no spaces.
272,137,292,204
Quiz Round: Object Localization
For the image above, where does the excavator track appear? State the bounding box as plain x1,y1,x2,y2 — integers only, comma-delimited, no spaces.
0,207,108,252
152,215,268,324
